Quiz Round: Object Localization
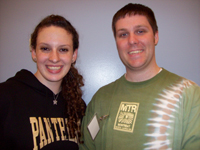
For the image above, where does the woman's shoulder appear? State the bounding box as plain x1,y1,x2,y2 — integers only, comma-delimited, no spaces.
0,69,33,98
0,78,17,93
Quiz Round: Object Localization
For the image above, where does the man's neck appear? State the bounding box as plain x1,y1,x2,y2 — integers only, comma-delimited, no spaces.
125,66,161,82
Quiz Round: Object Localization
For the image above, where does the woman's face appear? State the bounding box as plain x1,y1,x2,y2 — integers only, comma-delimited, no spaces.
32,26,77,87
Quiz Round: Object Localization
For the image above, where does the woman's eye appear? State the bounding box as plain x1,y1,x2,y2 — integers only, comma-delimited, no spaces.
40,47,49,51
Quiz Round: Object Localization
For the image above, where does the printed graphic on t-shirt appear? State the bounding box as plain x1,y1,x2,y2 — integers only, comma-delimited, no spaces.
114,102,139,133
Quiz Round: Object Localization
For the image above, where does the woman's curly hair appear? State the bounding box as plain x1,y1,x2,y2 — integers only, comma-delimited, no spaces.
30,14,85,143
62,64,85,142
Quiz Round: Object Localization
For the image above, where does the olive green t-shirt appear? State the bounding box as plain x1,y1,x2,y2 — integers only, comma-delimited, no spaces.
80,69,200,150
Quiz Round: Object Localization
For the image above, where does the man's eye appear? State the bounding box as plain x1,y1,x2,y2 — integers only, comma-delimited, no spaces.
136,30,146,34
60,48,68,52
119,33,128,37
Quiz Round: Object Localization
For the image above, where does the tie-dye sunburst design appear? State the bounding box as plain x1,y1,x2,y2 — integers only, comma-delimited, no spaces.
144,79,193,150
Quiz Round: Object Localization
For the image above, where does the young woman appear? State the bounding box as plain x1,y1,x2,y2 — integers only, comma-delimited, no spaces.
0,15,86,150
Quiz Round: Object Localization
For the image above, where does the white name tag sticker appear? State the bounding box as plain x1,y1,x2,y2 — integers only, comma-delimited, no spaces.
87,114,100,140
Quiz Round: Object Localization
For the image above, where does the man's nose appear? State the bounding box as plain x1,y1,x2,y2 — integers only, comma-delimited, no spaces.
129,33,138,45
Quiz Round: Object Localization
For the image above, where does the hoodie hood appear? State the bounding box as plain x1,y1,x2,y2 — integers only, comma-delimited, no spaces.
7,69,54,97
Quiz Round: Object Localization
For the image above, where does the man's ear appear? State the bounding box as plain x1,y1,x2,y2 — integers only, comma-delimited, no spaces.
154,31,159,46
72,49,78,63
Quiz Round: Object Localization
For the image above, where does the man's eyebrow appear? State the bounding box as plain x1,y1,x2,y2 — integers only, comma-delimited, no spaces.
134,25,148,28
116,28,127,32
116,25,148,31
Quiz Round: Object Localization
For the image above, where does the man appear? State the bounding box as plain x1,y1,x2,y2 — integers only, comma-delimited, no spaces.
80,3,200,150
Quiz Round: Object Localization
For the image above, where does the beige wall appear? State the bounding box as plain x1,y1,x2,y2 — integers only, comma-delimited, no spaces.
0,0,200,104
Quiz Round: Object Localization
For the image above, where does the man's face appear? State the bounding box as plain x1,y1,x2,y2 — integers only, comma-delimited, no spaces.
115,14,159,74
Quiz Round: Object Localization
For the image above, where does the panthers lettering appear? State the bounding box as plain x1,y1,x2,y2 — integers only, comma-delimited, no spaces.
30,117,77,150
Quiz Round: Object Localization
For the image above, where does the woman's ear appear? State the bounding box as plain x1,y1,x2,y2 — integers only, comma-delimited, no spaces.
72,49,78,63
31,48,37,62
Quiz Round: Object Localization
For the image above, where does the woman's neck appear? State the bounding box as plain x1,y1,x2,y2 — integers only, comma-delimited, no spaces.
34,73,62,94
47,82,62,94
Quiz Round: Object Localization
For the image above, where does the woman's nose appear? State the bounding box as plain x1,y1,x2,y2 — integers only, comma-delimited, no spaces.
49,50,60,63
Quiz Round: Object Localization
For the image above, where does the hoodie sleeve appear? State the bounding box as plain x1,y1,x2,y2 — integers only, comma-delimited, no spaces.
0,81,12,149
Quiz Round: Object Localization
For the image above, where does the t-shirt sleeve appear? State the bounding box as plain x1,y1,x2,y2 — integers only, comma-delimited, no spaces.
79,98,96,150
181,84,200,149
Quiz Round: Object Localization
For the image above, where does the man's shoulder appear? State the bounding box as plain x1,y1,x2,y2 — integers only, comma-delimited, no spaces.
96,75,123,94
88,76,124,104
163,68,200,91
